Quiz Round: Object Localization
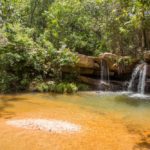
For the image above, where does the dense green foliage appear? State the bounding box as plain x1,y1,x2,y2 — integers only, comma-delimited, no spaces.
0,0,150,92
0,23,78,92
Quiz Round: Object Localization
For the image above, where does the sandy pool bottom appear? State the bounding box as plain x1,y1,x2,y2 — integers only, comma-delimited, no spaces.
0,93,150,150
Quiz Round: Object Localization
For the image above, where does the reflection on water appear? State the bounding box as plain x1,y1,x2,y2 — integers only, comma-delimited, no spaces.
0,92,150,150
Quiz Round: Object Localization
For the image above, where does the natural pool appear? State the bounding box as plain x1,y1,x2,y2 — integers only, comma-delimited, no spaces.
0,92,150,150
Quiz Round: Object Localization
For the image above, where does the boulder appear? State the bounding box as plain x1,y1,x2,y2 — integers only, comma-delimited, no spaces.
77,54,99,69
78,76,110,90
97,53,118,69
78,76,125,91
94,53,120,73
112,56,139,74
79,68,94,75
78,76,100,87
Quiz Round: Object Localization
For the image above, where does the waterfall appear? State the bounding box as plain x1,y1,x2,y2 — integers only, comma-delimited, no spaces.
101,60,104,81
100,60,110,83
128,63,147,94
128,65,141,92
137,64,147,94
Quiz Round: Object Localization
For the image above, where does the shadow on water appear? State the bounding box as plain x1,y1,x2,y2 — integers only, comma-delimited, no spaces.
0,96,26,119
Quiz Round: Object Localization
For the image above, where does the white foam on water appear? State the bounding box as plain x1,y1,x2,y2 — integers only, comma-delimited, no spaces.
129,93,150,99
6,119,81,133
98,91,150,100
97,91,131,96
81,91,150,100
80,91,132,96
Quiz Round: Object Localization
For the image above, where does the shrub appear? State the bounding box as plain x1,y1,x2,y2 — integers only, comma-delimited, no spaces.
29,78,78,94
66,83,78,93
77,83,91,91
0,24,56,92
0,21,78,93
55,83,78,94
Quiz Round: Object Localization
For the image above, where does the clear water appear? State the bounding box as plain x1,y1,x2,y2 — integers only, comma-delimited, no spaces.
0,92,150,150
43,92,150,131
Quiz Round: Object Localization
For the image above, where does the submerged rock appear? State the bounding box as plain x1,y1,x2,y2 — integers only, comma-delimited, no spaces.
6,119,81,133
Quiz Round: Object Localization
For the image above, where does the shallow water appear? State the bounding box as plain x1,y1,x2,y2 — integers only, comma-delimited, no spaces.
0,92,150,150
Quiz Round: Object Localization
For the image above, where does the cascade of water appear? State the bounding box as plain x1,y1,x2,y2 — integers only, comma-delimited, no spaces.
137,63,147,94
100,60,110,83
128,63,147,94
101,60,104,81
128,65,141,91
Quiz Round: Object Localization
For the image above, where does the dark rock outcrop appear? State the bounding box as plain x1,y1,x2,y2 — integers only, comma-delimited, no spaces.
62,52,150,92
144,51,150,63
63,53,139,78
78,76,125,91
77,54,99,69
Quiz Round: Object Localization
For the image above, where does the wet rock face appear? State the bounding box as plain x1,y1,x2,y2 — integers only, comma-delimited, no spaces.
94,53,138,76
95,53,118,72
144,51,150,63
62,53,150,92
145,80,150,93
62,55,99,75
98,81,110,91
78,76,125,91
63,53,138,78
78,76,100,87
145,65,150,93
147,65,150,78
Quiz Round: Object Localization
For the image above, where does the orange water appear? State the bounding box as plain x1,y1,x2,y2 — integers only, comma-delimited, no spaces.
0,92,150,150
